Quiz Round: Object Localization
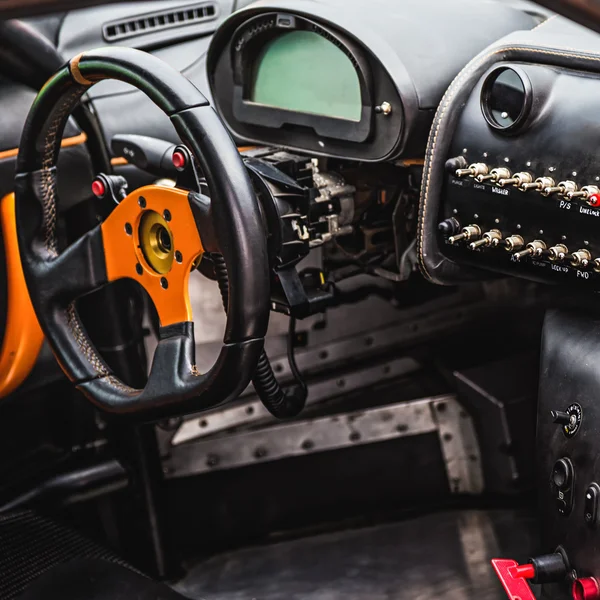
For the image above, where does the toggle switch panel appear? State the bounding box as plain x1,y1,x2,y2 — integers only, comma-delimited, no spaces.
435,62,600,291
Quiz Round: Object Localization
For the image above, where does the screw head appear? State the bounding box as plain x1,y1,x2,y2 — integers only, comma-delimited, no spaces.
163,209,172,222
175,250,183,263
160,277,168,289
125,222,133,235
138,196,147,208
135,263,143,275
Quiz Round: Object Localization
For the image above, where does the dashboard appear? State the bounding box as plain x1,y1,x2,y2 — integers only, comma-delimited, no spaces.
415,15,600,597
441,61,600,289
421,17,600,291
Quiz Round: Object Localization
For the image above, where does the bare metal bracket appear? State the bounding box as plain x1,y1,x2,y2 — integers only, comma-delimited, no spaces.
164,394,484,495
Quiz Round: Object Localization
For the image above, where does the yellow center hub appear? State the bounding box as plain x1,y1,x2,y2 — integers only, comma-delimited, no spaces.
138,210,174,274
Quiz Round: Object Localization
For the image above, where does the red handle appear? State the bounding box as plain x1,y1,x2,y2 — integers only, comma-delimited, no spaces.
492,559,536,600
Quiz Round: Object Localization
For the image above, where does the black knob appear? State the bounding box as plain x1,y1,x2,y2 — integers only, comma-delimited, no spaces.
438,218,460,236
445,156,467,174
552,410,572,426
552,458,573,491
528,552,568,584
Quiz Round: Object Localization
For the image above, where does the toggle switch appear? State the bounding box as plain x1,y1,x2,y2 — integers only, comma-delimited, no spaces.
567,185,599,201
521,176,555,192
584,483,600,528
513,240,546,261
571,249,592,268
588,193,600,208
504,235,525,252
498,172,533,188
552,458,573,491
477,167,511,183
552,457,574,515
469,229,503,250
448,224,481,245
549,244,569,262
552,410,575,427
542,180,578,197
455,162,488,178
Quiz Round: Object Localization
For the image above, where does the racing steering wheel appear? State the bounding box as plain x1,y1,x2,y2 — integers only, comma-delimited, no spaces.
14,47,270,420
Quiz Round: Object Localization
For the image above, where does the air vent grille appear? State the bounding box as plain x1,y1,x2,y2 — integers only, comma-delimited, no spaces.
103,3,218,42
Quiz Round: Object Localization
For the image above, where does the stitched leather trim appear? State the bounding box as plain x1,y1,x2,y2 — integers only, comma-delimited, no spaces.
40,89,85,255
66,303,110,377
38,87,121,384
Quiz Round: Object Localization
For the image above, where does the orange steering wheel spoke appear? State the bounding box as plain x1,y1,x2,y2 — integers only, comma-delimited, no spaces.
100,185,204,327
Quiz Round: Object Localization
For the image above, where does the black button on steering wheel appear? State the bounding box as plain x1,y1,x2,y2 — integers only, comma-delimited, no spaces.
14,47,270,420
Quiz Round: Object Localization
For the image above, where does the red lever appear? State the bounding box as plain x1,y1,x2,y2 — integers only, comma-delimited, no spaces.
492,559,536,600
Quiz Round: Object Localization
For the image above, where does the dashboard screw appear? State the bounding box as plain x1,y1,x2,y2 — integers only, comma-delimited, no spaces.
135,263,143,275
254,447,268,459
125,222,132,235
163,209,171,222
160,277,168,289
175,250,183,263
138,196,146,208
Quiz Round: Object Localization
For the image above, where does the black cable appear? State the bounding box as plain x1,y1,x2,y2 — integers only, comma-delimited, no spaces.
212,254,307,419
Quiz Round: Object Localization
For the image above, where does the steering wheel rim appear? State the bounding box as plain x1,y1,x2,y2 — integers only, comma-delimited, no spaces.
14,47,270,420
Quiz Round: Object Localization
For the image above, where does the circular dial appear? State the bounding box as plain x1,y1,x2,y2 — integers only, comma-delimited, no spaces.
481,66,531,132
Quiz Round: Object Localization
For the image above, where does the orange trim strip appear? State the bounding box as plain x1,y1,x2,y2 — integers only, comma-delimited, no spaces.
0,133,88,161
101,185,204,327
398,158,425,166
0,193,44,398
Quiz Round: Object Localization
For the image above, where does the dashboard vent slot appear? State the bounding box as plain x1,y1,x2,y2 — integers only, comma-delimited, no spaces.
103,3,218,42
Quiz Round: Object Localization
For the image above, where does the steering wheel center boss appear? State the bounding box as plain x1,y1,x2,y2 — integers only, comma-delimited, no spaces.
13,47,270,420
102,185,203,327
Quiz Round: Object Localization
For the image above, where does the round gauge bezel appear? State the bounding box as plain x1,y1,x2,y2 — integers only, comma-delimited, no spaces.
481,65,533,134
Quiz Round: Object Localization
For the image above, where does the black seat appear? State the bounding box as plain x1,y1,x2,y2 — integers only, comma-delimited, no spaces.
18,559,189,600
0,511,189,599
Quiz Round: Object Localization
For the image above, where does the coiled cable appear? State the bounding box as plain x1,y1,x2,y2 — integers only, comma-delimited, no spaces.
212,254,307,418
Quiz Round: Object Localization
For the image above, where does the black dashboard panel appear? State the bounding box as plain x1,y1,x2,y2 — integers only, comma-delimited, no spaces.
207,0,536,162
440,62,600,290
416,17,600,286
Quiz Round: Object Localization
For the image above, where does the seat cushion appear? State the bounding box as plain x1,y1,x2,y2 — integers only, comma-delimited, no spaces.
18,558,190,600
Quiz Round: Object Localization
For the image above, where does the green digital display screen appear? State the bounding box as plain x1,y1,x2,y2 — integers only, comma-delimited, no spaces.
251,30,362,122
